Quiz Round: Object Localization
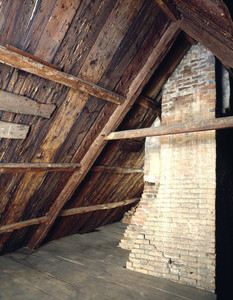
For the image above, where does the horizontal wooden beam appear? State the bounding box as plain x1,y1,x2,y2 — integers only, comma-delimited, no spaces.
0,90,56,118
106,116,233,140
0,198,140,234
0,216,47,234
92,165,144,174
155,0,180,21
0,45,125,105
0,121,29,139
6,45,61,71
0,163,81,173
59,198,140,217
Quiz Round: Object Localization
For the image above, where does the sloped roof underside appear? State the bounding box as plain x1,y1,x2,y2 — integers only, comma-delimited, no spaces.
0,0,232,254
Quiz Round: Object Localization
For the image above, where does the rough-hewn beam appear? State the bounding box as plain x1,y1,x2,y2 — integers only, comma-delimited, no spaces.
0,217,47,234
0,121,29,139
0,163,81,173
0,90,56,118
6,45,61,71
92,165,144,174
155,0,179,21
59,198,140,217
27,21,181,250
0,45,125,105
106,116,233,140
0,198,139,234
180,18,233,69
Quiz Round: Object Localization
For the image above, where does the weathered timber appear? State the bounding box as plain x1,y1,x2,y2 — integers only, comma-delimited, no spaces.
0,45,125,104
0,217,47,234
106,116,233,140
155,0,179,21
136,95,161,114
92,165,144,174
180,18,233,68
22,1,80,62
6,45,61,71
0,163,81,173
0,90,56,118
0,0,146,250
27,21,181,249
0,121,29,139
175,0,233,38
59,198,140,217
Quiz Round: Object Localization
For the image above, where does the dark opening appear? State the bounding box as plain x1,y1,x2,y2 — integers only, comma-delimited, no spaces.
215,59,233,299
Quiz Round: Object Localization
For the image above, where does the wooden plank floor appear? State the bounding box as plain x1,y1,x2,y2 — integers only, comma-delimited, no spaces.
0,222,216,300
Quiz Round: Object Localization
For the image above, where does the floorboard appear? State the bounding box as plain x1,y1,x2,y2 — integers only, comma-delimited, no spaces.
0,222,216,300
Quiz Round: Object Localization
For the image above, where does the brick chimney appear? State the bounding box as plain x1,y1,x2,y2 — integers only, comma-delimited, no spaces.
121,43,216,292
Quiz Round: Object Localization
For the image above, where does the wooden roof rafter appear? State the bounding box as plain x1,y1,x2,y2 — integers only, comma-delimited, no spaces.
155,0,180,21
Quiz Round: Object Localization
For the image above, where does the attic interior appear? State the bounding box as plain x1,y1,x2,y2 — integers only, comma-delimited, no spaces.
0,0,233,299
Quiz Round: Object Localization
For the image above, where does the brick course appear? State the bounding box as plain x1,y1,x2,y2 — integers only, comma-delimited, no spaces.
125,43,216,293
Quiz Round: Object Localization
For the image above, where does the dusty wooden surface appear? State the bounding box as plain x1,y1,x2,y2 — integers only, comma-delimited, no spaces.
0,121,29,139
0,90,56,118
0,222,216,300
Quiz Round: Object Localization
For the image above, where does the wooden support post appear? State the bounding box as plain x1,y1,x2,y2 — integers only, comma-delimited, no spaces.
0,45,125,105
59,198,140,217
106,116,233,140
92,165,144,174
0,163,81,173
0,90,56,118
155,0,180,21
0,217,47,234
27,21,181,250
0,121,29,139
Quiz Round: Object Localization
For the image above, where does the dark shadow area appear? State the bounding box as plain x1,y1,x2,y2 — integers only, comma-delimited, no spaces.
223,0,233,20
215,59,233,299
